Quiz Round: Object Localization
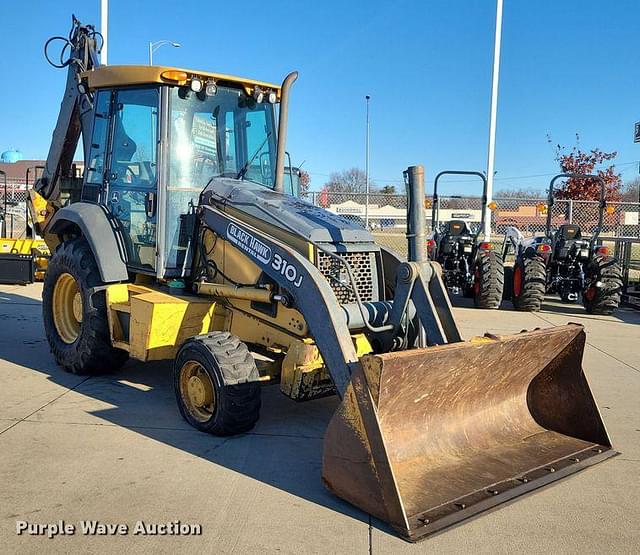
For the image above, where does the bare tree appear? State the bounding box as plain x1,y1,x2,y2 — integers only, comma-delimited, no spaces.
495,187,545,199
621,177,639,202
326,168,370,193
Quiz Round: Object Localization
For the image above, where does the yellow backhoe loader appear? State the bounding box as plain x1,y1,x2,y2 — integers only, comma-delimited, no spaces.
29,17,616,541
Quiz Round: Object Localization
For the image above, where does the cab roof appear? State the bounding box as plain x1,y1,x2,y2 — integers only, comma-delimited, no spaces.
81,65,281,97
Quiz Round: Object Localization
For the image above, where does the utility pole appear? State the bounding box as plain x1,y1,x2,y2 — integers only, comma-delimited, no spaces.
365,95,371,229
484,0,503,240
100,0,108,65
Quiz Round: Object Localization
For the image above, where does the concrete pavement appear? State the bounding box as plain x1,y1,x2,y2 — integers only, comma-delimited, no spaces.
0,283,638,554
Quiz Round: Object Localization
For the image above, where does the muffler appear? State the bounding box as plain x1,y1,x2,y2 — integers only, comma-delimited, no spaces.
322,324,616,541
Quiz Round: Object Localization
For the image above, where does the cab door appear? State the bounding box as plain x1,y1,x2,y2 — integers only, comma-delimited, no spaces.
105,88,160,272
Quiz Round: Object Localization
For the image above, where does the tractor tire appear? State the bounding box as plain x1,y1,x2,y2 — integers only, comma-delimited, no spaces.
582,256,623,315
43,238,128,374
174,333,261,436
472,251,504,309
511,255,546,312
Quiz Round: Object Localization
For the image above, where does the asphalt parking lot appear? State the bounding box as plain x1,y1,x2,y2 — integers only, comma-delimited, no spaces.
1,282,638,554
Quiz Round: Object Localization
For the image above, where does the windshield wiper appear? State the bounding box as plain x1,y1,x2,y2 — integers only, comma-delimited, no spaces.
236,132,272,180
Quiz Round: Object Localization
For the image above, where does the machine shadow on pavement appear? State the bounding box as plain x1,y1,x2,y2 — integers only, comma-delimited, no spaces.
447,292,639,325
0,290,378,531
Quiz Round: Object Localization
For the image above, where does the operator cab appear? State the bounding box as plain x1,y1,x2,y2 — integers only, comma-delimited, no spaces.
80,65,283,279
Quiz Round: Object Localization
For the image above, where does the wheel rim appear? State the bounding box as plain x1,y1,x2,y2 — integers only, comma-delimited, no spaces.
179,361,216,423
52,272,83,344
513,265,523,297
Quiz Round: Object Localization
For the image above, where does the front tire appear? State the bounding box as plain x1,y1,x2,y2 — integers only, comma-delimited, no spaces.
472,251,504,309
174,333,261,435
511,255,546,311
43,238,128,374
582,256,622,315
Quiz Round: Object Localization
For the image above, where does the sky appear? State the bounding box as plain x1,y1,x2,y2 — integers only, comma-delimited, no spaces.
0,0,638,195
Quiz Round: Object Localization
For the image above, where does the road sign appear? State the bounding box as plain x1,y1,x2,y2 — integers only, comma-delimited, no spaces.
635,121,640,143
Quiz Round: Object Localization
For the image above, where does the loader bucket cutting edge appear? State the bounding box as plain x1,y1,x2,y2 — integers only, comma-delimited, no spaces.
322,324,617,541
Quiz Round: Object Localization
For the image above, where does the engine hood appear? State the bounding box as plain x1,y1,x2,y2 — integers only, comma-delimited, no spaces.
201,178,375,245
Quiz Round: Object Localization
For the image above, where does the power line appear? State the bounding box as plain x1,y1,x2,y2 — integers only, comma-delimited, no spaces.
307,160,640,186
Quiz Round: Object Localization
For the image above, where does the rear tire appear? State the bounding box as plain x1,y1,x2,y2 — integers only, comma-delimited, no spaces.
472,251,504,309
582,256,622,315
43,238,128,374
511,255,546,312
174,333,261,435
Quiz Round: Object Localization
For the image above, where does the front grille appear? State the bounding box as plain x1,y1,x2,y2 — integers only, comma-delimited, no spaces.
317,251,377,304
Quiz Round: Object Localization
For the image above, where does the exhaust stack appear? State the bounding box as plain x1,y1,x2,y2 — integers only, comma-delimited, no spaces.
274,71,298,193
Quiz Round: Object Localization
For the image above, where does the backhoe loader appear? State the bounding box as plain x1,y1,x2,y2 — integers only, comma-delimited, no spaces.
29,17,616,541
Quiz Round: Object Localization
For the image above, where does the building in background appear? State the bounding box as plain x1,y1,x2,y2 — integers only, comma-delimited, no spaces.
0,159,84,188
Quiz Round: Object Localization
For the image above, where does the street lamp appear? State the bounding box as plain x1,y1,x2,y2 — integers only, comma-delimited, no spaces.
365,95,371,228
483,0,503,241
149,40,181,65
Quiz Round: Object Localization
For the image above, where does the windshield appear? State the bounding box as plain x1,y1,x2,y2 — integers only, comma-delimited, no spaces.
169,85,277,189
163,85,277,277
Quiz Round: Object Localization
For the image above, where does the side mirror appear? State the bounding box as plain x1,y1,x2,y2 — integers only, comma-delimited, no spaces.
259,152,271,181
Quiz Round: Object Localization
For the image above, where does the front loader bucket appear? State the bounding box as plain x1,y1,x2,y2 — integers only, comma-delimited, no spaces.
323,324,616,541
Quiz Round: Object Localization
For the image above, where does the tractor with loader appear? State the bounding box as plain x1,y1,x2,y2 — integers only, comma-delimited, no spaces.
426,170,504,308
29,17,617,541
502,173,622,314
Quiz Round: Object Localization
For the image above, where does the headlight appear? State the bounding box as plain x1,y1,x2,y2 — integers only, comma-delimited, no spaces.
579,249,589,258
254,87,264,103
463,244,473,253
190,78,203,93
205,80,217,96
267,90,277,104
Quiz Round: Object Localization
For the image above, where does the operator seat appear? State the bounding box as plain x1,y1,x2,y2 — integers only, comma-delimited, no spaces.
443,220,472,237
438,220,472,255
553,224,583,259
112,115,138,184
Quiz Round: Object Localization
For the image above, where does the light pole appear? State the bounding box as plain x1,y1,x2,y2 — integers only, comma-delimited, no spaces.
365,95,371,229
100,0,108,65
484,0,503,240
149,40,181,65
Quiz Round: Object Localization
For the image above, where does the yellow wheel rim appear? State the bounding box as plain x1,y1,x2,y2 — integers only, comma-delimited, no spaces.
52,272,83,344
179,361,216,423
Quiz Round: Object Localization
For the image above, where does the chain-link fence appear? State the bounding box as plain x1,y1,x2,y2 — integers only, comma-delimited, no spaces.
303,191,640,259
2,181,638,278
0,180,29,238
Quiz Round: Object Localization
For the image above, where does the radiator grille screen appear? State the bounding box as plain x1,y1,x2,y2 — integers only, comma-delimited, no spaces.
317,251,376,304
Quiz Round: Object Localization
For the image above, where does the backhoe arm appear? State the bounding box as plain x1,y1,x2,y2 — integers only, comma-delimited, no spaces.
35,17,100,208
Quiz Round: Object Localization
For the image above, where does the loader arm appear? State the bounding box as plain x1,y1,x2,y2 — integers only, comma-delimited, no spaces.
34,17,100,208
199,201,461,396
200,203,358,394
